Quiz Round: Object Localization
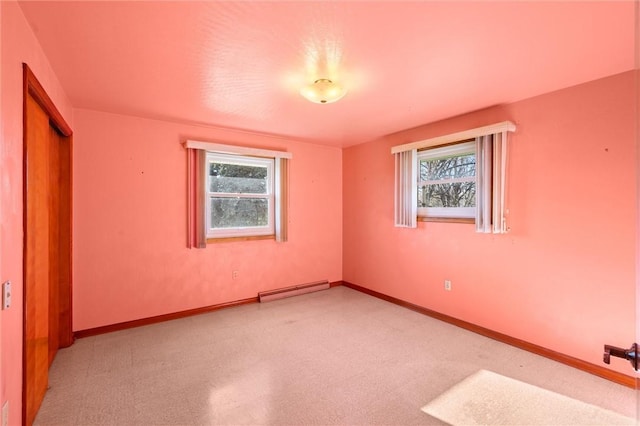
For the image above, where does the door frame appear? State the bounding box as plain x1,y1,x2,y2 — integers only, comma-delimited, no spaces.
22,63,73,425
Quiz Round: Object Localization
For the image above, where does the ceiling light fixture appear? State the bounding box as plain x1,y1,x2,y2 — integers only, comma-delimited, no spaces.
300,78,346,104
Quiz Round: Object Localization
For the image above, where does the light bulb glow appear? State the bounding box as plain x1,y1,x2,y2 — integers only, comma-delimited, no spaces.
300,79,346,104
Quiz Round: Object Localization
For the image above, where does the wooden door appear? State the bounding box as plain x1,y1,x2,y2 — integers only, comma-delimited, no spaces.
50,127,73,351
24,95,51,426
23,64,73,426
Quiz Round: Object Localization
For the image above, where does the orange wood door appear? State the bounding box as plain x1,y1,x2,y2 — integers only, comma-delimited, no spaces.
47,126,60,366
54,131,73,349
23,63,74,426
24,95,51,426
46,126,73,360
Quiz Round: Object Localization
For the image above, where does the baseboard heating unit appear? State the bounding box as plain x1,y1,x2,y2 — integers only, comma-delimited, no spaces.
258,280,330,303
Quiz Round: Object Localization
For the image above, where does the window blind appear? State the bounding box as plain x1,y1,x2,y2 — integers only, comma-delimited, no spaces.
392,122,515,233
394,149,417,228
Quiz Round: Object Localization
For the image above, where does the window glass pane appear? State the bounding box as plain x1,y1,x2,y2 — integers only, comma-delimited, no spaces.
418,183,476,208
419,154,475,181
209,163,267,194
210,198,269,228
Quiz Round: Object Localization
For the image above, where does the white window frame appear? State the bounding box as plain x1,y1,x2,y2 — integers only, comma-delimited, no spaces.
417,141,476,219
205,152,274,239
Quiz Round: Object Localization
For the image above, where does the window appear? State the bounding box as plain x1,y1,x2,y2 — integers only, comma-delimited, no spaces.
392,121,515,233
417,141,476,219
185,140,291,247
206,153,274,238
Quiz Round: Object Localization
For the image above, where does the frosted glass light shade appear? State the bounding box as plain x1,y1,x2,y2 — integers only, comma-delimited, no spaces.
300,79,346,104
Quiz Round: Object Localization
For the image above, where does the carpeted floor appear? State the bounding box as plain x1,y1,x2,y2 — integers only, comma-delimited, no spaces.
35,286,636,425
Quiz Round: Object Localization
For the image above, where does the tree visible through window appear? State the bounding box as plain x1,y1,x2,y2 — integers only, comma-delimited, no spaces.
417,141,476,219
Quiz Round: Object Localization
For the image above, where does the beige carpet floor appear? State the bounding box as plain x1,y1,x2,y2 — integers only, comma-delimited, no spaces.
422,369,635,425
35,286,636,425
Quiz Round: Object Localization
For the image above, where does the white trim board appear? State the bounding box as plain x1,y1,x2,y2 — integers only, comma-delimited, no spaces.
391,121,516,154
185,140,293,159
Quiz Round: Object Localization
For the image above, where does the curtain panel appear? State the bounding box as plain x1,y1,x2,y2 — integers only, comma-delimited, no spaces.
187,148,207,248
274,157,289,242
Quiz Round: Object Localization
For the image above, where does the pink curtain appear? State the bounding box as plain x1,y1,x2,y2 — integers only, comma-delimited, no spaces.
187,148,207,248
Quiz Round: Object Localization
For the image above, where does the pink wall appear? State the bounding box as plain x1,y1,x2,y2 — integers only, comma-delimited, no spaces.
0,1,635,421
0,1,74,424
343,71,636,375
72,109,342,330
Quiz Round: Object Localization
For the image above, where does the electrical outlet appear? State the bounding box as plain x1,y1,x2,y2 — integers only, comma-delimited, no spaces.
232,271,238,280
2,400,9,426
2,281,10,310
444,280,452,291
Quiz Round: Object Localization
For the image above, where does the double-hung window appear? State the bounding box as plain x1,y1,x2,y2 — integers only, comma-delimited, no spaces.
206,153,274,239
417,141,476,219
185,140,291,247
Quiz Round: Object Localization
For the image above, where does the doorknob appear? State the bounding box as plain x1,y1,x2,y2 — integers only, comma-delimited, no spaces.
603,343,638,371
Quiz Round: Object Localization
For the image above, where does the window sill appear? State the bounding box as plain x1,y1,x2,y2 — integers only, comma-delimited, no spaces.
417,216,475,224
207,234,275,244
